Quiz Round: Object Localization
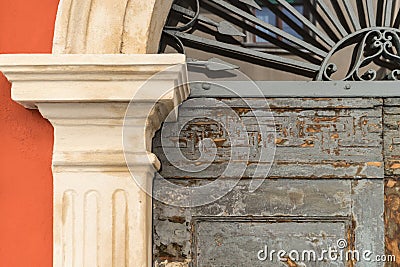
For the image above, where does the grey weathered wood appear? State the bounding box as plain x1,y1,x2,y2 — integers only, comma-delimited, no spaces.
384,100,400,176
384,98,400,106
352,180,385,267
154,179,352,218
153,179,353,263
152,96,387,266
153,179,386,266
194,220,347,266
154,98,383,179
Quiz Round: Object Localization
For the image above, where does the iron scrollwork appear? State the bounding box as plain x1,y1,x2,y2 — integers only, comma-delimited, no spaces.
162,0,400,81
320,28,400,81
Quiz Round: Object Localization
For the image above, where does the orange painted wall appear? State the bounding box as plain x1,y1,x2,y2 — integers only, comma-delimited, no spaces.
0,0,59,266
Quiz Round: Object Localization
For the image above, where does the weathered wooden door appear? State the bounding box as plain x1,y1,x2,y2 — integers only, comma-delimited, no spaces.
153,92,390,266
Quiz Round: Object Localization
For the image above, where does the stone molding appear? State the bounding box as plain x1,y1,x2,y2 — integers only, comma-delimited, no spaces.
0,54,188,267
53,0,173,54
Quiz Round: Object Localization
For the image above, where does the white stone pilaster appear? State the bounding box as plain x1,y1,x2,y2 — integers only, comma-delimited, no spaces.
0,54,188,267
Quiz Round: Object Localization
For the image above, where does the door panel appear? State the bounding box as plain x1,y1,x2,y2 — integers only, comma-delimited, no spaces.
195,220,348,267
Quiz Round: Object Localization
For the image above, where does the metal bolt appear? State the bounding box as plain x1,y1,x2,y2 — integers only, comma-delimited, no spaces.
202,83,211,90
344,84,351,90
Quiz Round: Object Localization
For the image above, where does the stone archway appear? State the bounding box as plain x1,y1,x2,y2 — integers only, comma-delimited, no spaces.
53,0,174,54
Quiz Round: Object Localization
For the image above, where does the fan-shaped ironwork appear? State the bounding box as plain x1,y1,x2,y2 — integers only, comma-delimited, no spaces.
160,0,400,81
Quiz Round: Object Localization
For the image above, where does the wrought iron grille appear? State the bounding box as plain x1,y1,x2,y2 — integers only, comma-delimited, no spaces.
160,0,400,81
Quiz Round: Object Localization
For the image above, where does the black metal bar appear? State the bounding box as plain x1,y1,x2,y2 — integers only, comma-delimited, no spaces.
394,7,400,28
385,0,394,26
376,0,385,26
355,0,368,28
207,0,328,57
164,30,320,76
172,4,245,36
274,0,335,47
260,0,328,52
343,0,361,30
200,0,322,64
331,0,352,33
306,0,341,42
366,0,376,27
316,0,348,37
